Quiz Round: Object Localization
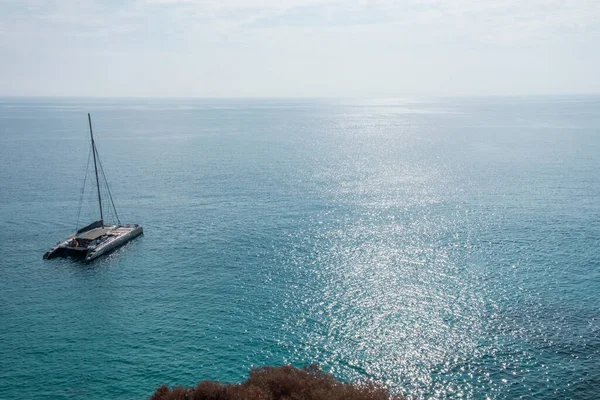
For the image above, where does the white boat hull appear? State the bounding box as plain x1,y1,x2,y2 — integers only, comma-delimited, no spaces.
44,225,143,261
85,226,143,261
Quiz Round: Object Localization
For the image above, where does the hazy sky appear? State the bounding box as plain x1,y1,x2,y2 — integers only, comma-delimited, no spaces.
1,0,599,97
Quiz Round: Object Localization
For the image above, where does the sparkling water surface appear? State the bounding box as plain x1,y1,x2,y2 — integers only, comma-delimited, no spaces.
0,97,599,399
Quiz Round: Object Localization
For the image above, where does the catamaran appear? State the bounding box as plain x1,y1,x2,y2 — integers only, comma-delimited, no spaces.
43,114,143,261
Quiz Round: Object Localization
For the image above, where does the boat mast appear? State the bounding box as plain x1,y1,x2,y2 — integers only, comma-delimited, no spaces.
88,113,103,224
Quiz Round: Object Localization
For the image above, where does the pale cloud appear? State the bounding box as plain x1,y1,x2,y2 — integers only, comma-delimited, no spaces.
0,0,599,96
4,0,599,43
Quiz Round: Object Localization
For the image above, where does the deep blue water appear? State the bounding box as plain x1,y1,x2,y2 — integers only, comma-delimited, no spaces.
0,96,599,399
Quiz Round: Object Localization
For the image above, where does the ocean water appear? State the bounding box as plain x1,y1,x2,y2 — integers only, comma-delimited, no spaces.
0,96,599,399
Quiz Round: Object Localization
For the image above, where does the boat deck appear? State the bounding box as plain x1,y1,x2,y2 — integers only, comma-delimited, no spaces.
77,226,115,240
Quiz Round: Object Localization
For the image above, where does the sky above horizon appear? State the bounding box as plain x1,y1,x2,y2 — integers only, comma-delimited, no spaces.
1,0,599,98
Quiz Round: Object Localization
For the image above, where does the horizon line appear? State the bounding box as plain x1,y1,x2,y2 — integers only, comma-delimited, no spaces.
1,92,599,100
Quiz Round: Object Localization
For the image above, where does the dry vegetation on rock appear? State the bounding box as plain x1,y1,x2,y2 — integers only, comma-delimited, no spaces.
150,365,404,400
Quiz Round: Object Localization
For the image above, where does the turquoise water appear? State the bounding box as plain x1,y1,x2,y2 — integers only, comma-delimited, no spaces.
0,97,599,399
